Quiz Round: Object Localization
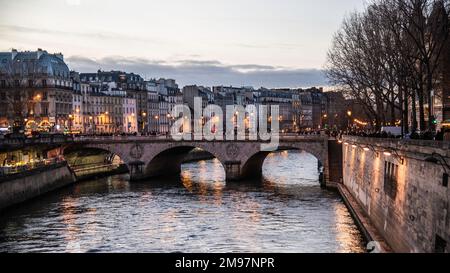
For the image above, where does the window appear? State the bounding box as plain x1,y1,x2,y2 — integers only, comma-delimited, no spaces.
14,80,20,87
1,80,5,88
443,173,449,188
384,161,398,199
28,80,33,87
42,79,47,87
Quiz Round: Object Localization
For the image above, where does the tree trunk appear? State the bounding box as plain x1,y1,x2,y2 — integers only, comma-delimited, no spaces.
418,90,426,131
403,86,409,135
390,90,396,124
426,73,434,130
412,89,418,133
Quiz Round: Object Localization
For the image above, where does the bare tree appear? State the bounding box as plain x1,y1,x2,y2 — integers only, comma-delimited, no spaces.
326,0,449,134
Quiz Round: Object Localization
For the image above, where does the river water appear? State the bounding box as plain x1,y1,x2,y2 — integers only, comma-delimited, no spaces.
0,151,365,253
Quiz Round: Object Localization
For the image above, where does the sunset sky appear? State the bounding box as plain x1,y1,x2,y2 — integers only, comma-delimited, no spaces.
0,0,366,87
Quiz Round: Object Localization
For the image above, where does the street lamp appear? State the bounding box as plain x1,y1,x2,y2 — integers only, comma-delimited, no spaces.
142,112,147,133
322,114,328,130
89,116,94,134
347,110,352,130
68,114,73,134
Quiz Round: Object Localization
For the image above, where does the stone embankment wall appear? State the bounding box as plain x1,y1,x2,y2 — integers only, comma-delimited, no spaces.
0,162,75,210
342,136,450,253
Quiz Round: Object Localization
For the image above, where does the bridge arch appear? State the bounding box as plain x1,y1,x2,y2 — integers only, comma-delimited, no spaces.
240,142,328,184
62,145,129,177
143,145,226,180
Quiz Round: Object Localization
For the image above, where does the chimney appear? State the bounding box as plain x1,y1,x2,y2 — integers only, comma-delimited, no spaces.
54,52,64,61
37,48,44,59
11,48,18,60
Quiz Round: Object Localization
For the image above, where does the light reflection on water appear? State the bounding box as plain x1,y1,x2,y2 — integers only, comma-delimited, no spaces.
0,151,365,253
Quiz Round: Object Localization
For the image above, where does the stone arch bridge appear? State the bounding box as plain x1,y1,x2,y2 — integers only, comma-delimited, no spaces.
62,136,341,185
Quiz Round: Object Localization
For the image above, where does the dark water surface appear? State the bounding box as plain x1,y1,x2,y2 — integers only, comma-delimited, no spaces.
0,151,365,253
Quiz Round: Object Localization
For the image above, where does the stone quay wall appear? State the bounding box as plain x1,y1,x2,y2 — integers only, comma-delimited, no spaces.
342,136,450,253
0,162,76,210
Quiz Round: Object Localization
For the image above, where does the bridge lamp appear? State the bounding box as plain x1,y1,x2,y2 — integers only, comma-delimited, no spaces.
105,112,109,115
154,115,159,119
363,147,370,152
383,151,392,156
352,144,357,149
166,114,171,118
347,111,352,117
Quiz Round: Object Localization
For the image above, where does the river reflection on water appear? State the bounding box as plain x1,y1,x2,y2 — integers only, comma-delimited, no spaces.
0,151,365,253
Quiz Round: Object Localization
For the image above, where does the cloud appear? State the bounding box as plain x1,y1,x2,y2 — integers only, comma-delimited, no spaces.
0,24,165,45
66,56,327,89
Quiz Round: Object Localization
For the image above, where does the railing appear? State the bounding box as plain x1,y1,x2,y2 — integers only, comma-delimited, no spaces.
72,133,328,142
71,163,122,177
0,135,74,146
0,133,329,146
0,157,65,176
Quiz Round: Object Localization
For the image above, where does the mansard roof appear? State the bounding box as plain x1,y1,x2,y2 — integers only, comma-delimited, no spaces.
0,49,69,79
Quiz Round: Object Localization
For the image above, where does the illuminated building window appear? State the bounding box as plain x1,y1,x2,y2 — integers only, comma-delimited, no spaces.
384,161,398,199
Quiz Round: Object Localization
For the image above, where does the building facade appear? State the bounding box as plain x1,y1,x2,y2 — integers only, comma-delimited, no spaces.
0,49,73,134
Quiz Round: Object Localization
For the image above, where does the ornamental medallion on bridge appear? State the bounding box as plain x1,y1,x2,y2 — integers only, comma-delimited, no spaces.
130,143,144,160
226,143,240,158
